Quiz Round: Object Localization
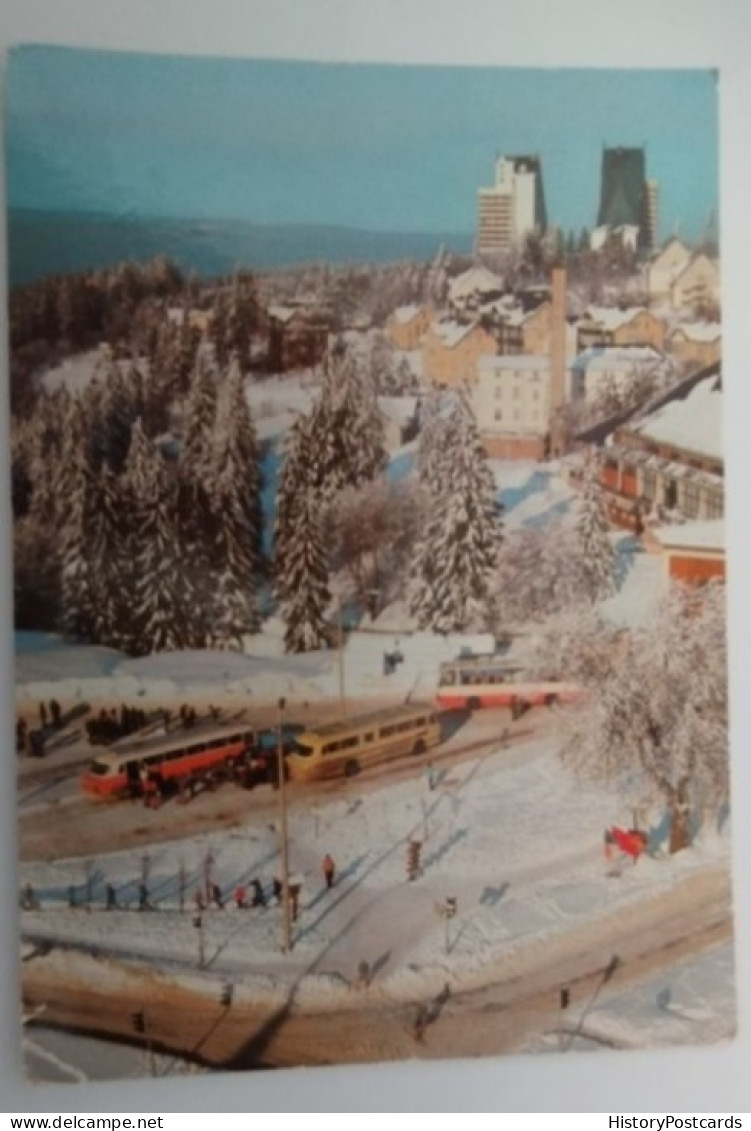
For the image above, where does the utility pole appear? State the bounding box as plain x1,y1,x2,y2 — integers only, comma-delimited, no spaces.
337,599,347,722
277,697,292,954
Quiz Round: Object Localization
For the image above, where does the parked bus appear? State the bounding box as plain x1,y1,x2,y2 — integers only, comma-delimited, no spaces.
81,721,256,800
285,703,441,783
436,656,581,711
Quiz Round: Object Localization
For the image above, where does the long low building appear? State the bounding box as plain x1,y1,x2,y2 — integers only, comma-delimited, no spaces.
599,367,723,530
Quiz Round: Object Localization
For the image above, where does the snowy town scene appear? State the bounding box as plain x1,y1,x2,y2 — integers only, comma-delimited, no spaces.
6,49,732,1081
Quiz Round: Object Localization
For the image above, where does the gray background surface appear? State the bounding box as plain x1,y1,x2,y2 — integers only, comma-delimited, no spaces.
0,0,749,1113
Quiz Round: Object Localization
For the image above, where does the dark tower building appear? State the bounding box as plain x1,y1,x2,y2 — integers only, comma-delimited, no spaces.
596,146,656,251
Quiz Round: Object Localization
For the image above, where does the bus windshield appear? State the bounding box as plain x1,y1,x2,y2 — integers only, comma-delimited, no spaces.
87,760,111,776
291,741,315,758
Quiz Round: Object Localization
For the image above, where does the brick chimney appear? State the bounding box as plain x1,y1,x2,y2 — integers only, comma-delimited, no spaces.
549,264,567,456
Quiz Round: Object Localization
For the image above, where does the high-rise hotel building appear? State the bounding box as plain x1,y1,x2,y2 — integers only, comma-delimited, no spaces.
476,155,547,255
593,146,659,251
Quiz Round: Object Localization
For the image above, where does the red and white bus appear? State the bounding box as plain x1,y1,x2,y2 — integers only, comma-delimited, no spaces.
81,721,256,800
436,656,581,712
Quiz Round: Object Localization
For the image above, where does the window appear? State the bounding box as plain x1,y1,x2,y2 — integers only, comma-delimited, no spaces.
494,409,502,422
704,489,724,519
682,481,701,518
340,735,360,749
322,741,340,754
380,724,397,738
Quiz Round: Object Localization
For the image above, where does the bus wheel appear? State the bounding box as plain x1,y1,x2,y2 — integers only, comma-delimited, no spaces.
412,738,426,757
468,696,480,711
545,693,558,708
344,759,360,778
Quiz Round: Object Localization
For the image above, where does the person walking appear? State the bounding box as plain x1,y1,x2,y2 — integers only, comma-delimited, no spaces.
234,885,247,910
250,879,266,908
322,853,336,890
50,699,62,728
194,888,206,912
138,883,152,911
105,883,119,910
39,702,48,729
211,881,224,909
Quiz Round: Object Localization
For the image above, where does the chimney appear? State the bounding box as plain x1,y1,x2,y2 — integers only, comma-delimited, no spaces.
549,264,565,454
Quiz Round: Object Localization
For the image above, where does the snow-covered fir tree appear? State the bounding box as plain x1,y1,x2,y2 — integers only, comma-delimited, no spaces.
211,453,262,649
89,463,130,648
177,354,222,647
133,451,188,654
410,398,503,633
214,355,263,575
279,487,332,654
576,458,617,601
60,449,97,642
274,414,313,601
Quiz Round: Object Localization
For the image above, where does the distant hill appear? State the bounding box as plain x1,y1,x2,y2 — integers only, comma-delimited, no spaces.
7,209,472,287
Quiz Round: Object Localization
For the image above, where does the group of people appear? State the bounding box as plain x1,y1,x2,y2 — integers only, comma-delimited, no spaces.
86,705,149,746
17,699,64,757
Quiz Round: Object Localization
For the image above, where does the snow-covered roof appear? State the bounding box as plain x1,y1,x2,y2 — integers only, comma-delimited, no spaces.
268,304,298,324
652,519,725,552
432,320,477,349
632,374,723,462
377,395,419,422
584,305,653,331
392,304,422,325
448,266,504,301
669,321,722,343
571,346,663,371
479,354,550,373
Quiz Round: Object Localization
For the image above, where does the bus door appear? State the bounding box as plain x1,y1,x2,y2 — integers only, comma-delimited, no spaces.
125,760,141,798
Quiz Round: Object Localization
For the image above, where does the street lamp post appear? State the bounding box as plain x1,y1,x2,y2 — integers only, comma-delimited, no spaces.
337,599,347,722
277,696,292,954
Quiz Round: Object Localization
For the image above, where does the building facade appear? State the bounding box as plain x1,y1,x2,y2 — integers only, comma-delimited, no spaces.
422,320,498,387
595,146,655,251
598,370,724,530
472,354,551,459
576,306,666,353
667,323,722,369
476,155,547,255
386,305,432,351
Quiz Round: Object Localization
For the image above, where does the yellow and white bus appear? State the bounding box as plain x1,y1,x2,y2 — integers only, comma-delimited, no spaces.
285,702,441,783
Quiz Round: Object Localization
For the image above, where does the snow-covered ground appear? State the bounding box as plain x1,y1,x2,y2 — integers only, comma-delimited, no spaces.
15,622,494,708
19,735,733,1021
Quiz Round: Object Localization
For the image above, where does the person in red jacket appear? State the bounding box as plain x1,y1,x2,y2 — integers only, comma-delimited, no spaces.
322,853,336,890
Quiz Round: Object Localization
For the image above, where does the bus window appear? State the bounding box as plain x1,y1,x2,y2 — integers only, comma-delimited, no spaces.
188,742,207,755
228,734,241,744
322,741,340,755
88,760,111,776
364,732,374,742
415,717,426,726
341,735,359,749
163,747,185,762
380,724,396,738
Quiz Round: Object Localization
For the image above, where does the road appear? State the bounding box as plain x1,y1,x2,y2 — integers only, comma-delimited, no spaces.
21,863,731,1070
18,703,549,861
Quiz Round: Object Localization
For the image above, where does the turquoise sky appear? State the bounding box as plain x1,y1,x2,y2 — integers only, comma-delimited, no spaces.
5,46,719,241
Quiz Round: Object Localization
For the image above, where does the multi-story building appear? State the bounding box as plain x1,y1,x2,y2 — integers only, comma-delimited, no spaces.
475,155,547,255
471,354,551,459
592,146,656,251
422,319,498,388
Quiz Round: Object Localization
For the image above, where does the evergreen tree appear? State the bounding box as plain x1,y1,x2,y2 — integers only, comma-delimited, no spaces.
133,453,187,654
279,488,332,653
89,464,130,647
214,356,263,573
177,354,221,647
410,400,503,633
60,449,97,642
274,414,313,596
211,454,262,649
576,459,617,601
